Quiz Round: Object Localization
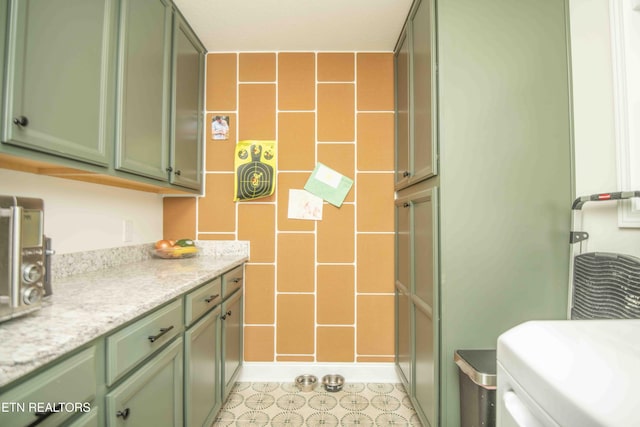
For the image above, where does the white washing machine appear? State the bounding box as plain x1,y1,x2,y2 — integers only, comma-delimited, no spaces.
496,320,640,427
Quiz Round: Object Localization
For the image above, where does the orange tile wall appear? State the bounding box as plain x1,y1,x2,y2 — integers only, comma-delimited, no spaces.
164,52,395,363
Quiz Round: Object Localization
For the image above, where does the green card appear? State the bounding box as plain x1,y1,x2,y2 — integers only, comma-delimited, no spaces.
304,163,353,207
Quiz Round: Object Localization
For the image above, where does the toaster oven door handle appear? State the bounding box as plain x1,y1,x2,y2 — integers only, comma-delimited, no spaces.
7,206,22,307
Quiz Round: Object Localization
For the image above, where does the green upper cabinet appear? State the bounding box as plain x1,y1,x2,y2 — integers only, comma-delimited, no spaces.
170,11,205,191
2,0,117,166
116,0,173,181
0,0,7,135
395,31,410,188
410,0,437,182
395,0,438,190
0,0,205,194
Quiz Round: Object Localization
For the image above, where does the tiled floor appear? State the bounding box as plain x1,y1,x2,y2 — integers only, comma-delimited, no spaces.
212,382,423,426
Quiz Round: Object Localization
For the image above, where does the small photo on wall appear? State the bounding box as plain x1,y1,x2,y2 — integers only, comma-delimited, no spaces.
211,115,230,140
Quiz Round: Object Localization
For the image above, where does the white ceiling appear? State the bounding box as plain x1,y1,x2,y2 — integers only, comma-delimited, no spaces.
173,0,413,52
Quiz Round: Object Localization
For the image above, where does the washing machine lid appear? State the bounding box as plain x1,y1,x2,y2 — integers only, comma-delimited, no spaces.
497,320,640,427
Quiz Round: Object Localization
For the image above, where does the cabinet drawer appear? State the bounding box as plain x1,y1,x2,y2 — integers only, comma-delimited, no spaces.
185,277,221,326
67,407,99,427
0,347,96,427
106,299,182,385
222,266,243,298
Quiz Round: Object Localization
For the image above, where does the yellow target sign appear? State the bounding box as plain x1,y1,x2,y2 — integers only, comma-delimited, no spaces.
234,140,276,201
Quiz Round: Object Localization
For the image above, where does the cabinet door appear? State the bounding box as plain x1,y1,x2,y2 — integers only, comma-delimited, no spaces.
170,12,204,190
0,0,6,134
395,195,411,389
410,0,437,182
2,0,116,165
106,338,183,427
395,282,412,390
414,300,435,427
395,196,411,293
0,347,96,427
396,185,438,427
221,290,243,401
412,187,438,427
394,31,410,188
185,307,221,427
412,188,437,305
116,0,172,181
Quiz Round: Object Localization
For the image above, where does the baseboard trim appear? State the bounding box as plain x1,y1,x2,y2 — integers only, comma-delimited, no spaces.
238,362,399,383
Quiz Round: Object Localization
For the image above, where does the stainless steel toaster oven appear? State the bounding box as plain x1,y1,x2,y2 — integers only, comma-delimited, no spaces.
0,195,51,322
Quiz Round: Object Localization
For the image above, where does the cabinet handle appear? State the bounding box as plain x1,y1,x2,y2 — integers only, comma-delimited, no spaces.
402,171,410,177
232,278,242,283
13,116,29,127
166,166,173,173
30,403,63,426
204,294,220,303
175,170,181,176
221,310,232,320
403,202,410,208
116,408,130,420
148,325,174,343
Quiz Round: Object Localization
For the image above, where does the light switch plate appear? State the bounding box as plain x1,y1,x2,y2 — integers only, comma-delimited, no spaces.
122,219,133,242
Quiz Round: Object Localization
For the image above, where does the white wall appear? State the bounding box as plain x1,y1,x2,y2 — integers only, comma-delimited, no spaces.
0,169,163,254
570,0,640,258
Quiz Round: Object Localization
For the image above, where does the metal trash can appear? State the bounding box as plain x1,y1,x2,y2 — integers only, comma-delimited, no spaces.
454,349,497,427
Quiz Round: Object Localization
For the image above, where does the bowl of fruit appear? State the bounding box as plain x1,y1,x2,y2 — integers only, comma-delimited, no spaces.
152,239,198,259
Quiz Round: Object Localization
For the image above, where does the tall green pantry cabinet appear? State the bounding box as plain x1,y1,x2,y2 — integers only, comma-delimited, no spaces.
393,0,574,426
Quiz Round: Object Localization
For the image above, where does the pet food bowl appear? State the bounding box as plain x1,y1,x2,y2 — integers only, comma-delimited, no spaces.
321,374,345,392
295,374,318,392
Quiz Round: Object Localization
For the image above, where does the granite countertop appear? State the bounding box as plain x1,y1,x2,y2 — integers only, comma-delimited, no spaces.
0,241,248,390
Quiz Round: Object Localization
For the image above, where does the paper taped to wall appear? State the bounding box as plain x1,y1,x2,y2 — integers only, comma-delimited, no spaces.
287,189,323,220
304,162,353,207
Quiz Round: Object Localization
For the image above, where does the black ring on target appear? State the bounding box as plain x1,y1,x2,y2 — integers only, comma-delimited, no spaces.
237,161,274,199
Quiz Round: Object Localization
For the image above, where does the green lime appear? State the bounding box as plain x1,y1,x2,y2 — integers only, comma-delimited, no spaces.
175,239,195,247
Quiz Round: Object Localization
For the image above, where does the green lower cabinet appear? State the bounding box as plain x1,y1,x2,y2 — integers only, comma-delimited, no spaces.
395,282,411,388
221,290,243,401
67,407,100,427
413,299,436,427
184,306,221,427
106,338,183,427
395,186,439,426
0,347,96,427
0,268,246,427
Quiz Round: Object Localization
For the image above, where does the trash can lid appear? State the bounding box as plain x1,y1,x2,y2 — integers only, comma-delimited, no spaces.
454,349,497,387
